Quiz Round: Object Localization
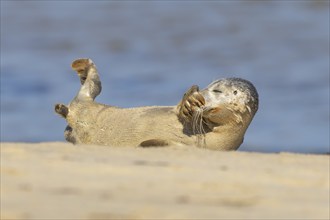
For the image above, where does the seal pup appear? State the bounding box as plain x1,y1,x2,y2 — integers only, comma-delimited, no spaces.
55,58,258,150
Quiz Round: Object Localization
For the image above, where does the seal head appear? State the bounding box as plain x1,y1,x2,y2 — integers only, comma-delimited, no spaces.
199,78,259,126
176,77,259,150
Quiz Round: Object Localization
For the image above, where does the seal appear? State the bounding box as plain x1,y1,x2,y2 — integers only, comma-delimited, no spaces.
55,58,259,150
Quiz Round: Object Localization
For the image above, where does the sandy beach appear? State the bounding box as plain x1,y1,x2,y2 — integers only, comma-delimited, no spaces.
1,142,329,219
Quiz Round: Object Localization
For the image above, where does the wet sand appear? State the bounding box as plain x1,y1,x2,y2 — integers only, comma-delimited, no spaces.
1,142,329,219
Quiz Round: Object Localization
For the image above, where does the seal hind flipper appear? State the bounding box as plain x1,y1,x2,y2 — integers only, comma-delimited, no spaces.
139,139,170,147
71,58,102,101
71,58,93,85
64,125,76,144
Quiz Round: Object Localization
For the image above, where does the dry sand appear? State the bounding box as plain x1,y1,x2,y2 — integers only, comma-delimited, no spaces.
1,142,329,220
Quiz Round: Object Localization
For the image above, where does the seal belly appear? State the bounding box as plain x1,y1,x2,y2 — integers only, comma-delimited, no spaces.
67,103,191,147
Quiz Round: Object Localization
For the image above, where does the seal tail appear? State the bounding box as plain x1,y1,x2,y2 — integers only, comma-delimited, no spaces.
71,58,102,101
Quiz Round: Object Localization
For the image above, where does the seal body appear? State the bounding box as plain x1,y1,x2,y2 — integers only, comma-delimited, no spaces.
66,101,194,147
55,59,258,150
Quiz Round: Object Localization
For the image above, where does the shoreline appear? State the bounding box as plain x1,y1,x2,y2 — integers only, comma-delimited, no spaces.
3,141,329,155
1,142,329,219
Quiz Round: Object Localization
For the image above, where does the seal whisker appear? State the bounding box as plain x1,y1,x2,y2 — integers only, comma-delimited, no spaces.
191,107,207,148
199,110,204,134
193,108,202,135
192,111,197,135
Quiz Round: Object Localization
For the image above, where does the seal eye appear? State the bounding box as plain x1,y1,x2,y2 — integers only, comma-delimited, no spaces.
233,90,237,95
213,89,222,93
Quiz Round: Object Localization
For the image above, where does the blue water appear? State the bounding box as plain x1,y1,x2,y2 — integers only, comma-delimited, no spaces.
1,1,329,153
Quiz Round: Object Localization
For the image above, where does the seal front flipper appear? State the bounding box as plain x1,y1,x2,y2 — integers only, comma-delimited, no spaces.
55,103,69,118
139,139,170,147
177,85,205,122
